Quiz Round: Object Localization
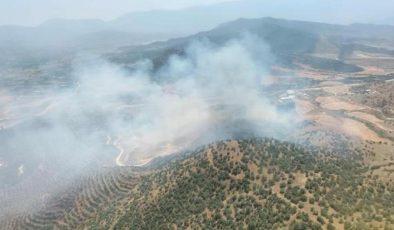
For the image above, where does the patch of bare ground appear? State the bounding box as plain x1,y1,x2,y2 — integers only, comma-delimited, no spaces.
341,117,386,142
305,111,385,142
348,111,394,132
294,99,317,116
294,68,335,81
321,84,350,95
292,172,307,188
347,51,394,74
361,140,394,182
316,96,365,111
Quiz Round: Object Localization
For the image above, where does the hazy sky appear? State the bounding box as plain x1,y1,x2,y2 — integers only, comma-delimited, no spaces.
1,0,393,27
0,0,234,26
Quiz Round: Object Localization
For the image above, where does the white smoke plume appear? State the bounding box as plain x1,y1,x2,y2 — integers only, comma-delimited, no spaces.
0,34,298,217
67,34,295,165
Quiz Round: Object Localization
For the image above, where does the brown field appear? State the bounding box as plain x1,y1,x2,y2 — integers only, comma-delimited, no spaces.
348,51,394,74
348,111,394,132
316,96,365,111
305,112,384,142
340,117,386,142
294,99,316,115
321,84,350,95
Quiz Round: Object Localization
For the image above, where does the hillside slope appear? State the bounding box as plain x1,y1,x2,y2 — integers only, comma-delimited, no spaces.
3,139,393,229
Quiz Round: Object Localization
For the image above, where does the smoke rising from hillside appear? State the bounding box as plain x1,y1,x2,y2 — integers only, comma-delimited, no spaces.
2,34,298,170
68,34,295,164
0,35,298,217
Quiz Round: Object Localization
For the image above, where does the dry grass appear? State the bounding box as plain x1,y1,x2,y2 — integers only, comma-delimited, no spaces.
305,112,385,142
321,84,350,95
348,111,394,132
316,96,365,111
294,99,316,116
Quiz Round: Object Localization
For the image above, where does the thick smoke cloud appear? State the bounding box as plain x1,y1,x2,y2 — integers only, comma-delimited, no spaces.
4,34,297,168
66,34,295,166
0,35,297,217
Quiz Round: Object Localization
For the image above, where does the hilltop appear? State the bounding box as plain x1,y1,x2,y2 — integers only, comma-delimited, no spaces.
3,139,394,229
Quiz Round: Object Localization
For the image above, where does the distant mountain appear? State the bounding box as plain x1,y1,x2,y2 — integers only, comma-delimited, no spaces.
3,16,394,87
0,21,164,51
379,17,394,26
0,2,241,50
108,17,394,74
2,0,394,51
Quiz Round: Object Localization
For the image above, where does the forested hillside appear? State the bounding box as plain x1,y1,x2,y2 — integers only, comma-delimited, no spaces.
3,139,393,229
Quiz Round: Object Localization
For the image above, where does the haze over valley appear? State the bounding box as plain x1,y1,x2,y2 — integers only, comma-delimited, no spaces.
1,1,394,229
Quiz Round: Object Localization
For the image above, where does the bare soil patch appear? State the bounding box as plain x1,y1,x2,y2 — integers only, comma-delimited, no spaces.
294,99,316,116
307,112,385,142
348,111,394,132
316,96,364,111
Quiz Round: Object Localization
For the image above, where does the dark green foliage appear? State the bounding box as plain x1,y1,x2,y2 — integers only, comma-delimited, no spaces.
108,139,394,229
296,55,363,73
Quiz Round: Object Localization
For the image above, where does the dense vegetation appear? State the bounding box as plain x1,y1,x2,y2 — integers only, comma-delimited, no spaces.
108,139,393,230
295,55,363,73
2,138,394,229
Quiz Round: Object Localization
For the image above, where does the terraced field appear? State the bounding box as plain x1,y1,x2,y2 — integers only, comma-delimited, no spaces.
1,167,140,229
